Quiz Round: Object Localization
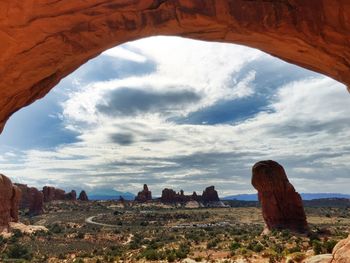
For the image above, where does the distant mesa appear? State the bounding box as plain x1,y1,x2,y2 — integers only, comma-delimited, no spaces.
0,174,21,232
252,160,308,233
15,184,44,216
78,190,89,201
135,184,152,202
42,186,78,202
160,185,223,206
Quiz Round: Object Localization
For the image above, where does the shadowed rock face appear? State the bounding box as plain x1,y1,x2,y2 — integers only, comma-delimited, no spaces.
0,1,349,132
0,174,21,232
42,186,76,202
135,184,152,202
15,184,44,216
252,160,308,233
160,187,219,203
42,186,65,202
78,190,89,201
202,186,220,203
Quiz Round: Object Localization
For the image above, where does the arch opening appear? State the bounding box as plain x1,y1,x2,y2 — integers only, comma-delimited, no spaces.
0,0,350,133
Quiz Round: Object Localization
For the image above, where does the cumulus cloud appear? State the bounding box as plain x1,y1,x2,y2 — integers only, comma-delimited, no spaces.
1,36,350,197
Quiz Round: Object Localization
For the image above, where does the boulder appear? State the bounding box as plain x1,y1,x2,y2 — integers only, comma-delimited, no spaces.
135,184,152,202
332,235,350,262
15,184,44,216
0,174,21,232
78,190,89,201
252,160,308,233
202,186,220,203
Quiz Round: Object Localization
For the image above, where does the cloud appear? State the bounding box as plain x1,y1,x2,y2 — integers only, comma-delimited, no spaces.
110,133,134,145
1,36,349,197
97,87,201,117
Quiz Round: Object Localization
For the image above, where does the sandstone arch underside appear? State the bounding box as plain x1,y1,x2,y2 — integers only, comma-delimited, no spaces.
0,0,349,132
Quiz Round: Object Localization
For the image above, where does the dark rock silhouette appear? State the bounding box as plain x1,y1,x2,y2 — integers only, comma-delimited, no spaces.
78,190,89,201
202,186,220,203
15,184,44,216
0,174,21,231
42,186,77,202
135,184,152,202
65,190,77,201
42,186,65,202
160,186,220,204
252,160,308,233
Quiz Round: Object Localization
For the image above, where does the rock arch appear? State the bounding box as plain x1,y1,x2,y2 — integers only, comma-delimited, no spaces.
0,0,349,132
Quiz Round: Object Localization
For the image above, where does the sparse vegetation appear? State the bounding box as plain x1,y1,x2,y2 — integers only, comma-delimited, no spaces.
1,200,348,262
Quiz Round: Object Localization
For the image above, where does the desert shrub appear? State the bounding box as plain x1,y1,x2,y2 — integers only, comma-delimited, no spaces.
142,248,159,260
166,251,176,262
324,239,337,253
207,239,219,249
288,245,301,254
289,252,306,262
247,240,264,252
312,240,322,255
0,236,7,246
176,243,190,259
6,243,33,260
76,232,85,239
49,223,63,234
230,241,241,251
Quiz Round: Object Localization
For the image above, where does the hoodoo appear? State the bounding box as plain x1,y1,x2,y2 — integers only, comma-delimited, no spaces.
78,190,89,201
0,1,349,132
252,160,308,233
135,184,152,202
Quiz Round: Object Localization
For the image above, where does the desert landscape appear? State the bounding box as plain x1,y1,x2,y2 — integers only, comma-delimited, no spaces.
0,1,350,262
1,161,350,262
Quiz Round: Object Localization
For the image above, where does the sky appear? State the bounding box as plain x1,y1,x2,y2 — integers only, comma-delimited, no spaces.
0,36,349,197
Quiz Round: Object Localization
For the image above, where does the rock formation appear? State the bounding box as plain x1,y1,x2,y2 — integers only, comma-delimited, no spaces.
78,190,89,201
42,186,65,202
202,186,220,203
332,235,350,262
0,174,21,232
42,186,76,202
65,190,77,201
0,1,349,133
135,184,152,202
252,160,308,233
15,184,44,216
160,188,178,203
160,186,220,204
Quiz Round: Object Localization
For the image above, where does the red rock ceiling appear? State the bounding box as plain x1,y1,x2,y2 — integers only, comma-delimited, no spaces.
0,0,349,132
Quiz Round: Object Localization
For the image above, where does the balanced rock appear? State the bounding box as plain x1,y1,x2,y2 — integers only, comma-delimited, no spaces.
78,190,89,201
0,174,21,232
202,186,220,203
15,184,44,216
135,184,152,202
252,160,308,233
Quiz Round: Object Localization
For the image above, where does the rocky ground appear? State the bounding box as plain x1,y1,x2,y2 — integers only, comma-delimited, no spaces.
0,200,349,262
